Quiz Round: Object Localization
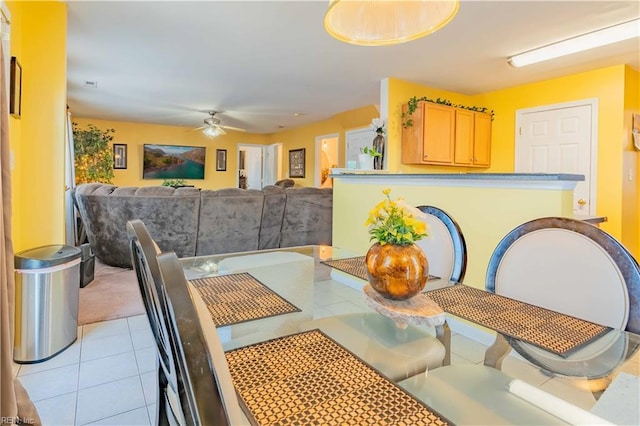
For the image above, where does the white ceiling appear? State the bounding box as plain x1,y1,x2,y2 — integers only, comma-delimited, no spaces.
66,1,640,134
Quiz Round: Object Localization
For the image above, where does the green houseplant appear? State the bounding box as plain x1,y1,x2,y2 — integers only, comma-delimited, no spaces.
162,178,187,188
73,123,116,184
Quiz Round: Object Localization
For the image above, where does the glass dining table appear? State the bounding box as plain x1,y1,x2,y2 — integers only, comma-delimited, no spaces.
178,245,640,425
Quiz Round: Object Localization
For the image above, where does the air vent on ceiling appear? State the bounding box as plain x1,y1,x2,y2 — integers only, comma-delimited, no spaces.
84,80,98,88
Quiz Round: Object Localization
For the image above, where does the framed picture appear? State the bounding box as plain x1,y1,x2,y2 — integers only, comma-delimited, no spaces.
143,144,206,179
9,57,22,118
216,149,227,171
113,144,127,169
289,148,305,178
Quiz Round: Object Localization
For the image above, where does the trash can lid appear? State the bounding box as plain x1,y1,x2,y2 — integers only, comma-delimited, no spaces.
15,244,82,269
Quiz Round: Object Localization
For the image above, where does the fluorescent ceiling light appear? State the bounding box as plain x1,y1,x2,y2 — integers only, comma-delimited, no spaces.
508,18,640,68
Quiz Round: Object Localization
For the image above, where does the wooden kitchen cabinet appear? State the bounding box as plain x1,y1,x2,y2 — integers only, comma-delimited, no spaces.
402,101,491,167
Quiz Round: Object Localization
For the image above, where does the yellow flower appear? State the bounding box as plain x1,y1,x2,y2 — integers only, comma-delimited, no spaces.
366,189,428,246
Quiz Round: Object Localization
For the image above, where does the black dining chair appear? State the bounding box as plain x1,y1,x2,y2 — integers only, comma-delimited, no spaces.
127,219,184,425
156,251,246,425
129,220,245,425
416,205,467,283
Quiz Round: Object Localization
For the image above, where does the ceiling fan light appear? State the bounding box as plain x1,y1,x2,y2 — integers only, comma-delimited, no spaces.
324,0,459,46
508,18,640,67
203,125,223,138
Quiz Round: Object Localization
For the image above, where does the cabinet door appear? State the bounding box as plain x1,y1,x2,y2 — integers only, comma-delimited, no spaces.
401,102,426,164
454,109,474,165
423,104,454,164
473,113,492,166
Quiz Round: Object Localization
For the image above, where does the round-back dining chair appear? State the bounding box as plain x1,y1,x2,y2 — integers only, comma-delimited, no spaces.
416,205,467,283
484,216,640,383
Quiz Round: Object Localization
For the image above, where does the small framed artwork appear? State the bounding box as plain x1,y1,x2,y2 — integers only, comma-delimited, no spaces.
9,57,22,118
113,144,127,169
216,149,227,171
289,148,305,178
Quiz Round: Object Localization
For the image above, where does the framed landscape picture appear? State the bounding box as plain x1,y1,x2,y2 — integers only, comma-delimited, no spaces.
143,144,206,179
289,148,305,178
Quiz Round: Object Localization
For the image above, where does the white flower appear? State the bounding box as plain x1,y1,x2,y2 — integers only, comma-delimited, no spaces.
371,118,386,134
396,199,428,220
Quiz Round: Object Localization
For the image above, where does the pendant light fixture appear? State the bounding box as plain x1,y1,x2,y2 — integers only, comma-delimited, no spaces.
324,0,459,46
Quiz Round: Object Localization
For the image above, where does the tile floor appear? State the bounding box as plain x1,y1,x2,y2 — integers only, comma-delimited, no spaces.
14,315,158,426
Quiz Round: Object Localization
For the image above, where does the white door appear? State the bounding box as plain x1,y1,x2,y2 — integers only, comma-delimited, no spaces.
262,143,281,187
238,144,282,189
515,99,597,216
345,127,377,169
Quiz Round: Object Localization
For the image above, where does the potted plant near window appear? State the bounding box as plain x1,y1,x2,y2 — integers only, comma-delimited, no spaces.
358,146,382,170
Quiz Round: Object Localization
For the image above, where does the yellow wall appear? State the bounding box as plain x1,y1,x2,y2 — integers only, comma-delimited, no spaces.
265,105,378,187
73,105,377,190
622,66,639,257
473,65,627,241
385,65,636,257
333,179,574,287
72,117,269,189
7,1,67,252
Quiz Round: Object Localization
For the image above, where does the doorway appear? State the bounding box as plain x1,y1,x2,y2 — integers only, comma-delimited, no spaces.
315,134,338,188
515,98,598,216
237,143,282,189
345,127,379,169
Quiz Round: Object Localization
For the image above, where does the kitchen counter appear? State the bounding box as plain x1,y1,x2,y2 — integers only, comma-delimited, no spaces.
330,171,584,190
331,172,580,286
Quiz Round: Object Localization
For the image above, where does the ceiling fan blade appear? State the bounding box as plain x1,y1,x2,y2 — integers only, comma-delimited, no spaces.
220,124,247,132
189,125,206,132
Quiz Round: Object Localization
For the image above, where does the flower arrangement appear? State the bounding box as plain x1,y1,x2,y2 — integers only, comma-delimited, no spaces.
371,118,386,134
365,189,428,246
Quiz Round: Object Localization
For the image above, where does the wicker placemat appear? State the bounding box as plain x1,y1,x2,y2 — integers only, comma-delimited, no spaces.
190,273,300,327
427,285,611,356
322,256,440,281
225,329,450,425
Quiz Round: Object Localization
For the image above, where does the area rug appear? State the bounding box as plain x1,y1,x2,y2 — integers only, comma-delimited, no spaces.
78,260,145,325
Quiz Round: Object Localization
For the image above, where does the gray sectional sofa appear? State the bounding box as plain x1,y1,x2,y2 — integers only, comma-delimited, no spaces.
74,183,333,268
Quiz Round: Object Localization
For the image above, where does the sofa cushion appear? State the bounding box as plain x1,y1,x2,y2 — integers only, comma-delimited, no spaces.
280,187,333,248
196,188,265,256
75,183,201,268
259,185,286,250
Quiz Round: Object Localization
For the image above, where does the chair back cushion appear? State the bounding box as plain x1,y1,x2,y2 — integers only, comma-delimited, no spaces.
487,217,640,333
416,206,467,283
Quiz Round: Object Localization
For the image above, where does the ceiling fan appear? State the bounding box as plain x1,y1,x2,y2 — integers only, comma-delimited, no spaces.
196,111,246,138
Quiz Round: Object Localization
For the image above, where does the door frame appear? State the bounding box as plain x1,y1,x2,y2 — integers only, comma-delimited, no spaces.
314,133,339,187
236,143,283,189
515,98,598,216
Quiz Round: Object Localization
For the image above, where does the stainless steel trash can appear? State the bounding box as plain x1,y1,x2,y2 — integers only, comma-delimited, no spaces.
14,244,82,363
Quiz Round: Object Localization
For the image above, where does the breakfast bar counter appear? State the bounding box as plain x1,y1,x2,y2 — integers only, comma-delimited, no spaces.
330,172,583,286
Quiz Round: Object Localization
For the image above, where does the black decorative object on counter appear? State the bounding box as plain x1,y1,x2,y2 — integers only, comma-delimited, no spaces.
372,132,385,170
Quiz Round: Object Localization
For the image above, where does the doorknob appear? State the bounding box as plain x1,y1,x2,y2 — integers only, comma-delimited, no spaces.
577,198,587,206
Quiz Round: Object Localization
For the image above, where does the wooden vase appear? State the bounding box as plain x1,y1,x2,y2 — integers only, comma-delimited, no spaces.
365,243,428,300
